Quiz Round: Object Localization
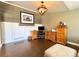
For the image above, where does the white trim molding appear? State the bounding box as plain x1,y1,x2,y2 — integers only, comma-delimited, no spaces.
1,1,38,13
67,41,79,46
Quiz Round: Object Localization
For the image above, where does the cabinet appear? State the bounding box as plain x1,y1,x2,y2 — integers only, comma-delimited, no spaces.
45,31,56,42
56,25,67,45
31,30,37,40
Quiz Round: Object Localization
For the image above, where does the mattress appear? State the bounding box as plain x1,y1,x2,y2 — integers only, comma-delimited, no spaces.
44,44,77,57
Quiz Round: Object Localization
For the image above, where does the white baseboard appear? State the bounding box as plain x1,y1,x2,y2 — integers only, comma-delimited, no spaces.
4,39,26,45
67,41,79,46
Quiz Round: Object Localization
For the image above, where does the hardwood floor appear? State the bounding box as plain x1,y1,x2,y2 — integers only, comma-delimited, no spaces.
0,39,79,57
0,39,55,57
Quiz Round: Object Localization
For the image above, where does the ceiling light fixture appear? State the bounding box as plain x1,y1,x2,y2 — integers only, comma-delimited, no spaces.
37,1,48,15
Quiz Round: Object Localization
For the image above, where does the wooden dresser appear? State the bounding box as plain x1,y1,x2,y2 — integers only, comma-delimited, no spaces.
56,25,67,45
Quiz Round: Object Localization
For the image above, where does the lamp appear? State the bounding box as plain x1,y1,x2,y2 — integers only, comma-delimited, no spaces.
37,1,48,15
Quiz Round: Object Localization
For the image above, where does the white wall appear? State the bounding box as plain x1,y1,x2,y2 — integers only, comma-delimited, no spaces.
0,22,2,47
1,22,42,44
42,9,79,44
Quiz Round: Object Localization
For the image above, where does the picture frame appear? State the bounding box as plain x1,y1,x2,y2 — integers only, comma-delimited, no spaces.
20,11,34,24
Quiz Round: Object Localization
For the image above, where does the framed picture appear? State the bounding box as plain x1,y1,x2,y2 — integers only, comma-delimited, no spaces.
20,11,34,24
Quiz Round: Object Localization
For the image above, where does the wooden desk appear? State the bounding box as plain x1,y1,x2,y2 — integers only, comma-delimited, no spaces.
45,31,56,42
31,27,67,45
30,22,67,45
31,30,56,42
31,30,37,40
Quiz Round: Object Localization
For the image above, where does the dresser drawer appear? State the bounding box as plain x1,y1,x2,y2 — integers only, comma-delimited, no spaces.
57,32,64,34
57,30,64,33
57,38,64,41
57,29,64,32
57,38,65,43
57,33,64,38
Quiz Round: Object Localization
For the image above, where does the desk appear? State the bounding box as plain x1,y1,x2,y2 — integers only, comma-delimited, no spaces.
45,31,56,42
31,30,56,42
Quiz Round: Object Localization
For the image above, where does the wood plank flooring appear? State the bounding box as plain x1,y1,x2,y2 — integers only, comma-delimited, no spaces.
0,39,79,57
0,39,55,57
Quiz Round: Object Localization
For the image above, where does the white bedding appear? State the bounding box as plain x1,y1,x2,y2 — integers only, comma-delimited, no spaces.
44,44,77,57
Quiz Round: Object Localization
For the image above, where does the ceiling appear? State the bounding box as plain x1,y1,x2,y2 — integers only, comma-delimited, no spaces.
4,1,79,13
